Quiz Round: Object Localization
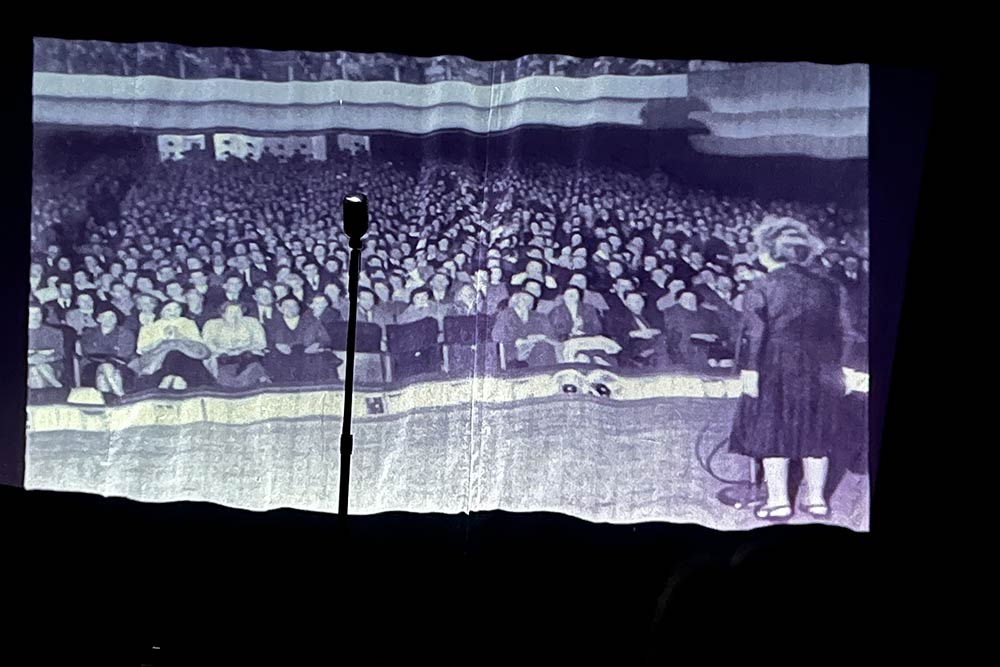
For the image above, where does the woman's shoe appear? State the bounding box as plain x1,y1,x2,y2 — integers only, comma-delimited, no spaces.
798,503,830,517
755,505,792,520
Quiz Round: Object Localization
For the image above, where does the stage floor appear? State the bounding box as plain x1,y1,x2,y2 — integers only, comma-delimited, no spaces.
25,387,869,532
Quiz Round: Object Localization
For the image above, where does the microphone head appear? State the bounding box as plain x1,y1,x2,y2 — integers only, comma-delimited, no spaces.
342,193,369,247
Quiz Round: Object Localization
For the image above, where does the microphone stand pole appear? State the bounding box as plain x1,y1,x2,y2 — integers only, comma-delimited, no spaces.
339,194,369,539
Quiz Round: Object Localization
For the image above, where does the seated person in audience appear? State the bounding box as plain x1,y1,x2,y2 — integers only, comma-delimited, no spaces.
309,294,341,335
252,285,277,325
446,283,485,318
656,278,688,312
661,290,726,368
397,287,442,326
64,292,99,336
164,280,187,305
607,291,665,369
135,274,168,303
46,282,75,325
491,291,559,369
549,285,602,340
485,266,510,315
428,272,454,310
109,282,134,318
264,296,334,384
207,275,253,314
125,293,160,333
201,301,270,388
27,303,65,389
522,279,557,315
184,288,212,329
134,301,212,391
79,307,136,398
371,280,406,321
358,287,397,328
322,282,350,320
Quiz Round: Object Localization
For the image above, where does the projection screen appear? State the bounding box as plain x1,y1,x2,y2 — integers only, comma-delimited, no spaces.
24,40,871,531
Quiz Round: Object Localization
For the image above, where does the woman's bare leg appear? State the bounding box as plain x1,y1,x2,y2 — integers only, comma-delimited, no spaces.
802,456,830,509
762,457,791,509
36,363,62,388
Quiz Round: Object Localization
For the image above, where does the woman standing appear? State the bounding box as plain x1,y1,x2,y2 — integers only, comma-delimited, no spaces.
729,217,851,520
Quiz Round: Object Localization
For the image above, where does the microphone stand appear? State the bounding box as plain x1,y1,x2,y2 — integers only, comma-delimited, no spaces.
338,194,369,539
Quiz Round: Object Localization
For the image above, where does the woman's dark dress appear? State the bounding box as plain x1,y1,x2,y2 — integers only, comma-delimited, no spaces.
729,264,848,460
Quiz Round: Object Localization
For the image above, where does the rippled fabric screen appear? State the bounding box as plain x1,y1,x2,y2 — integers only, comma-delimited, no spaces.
25,41,871,531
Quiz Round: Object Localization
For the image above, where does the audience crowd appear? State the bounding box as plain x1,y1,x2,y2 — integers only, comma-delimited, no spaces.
34,38,692,83
28,147,869,401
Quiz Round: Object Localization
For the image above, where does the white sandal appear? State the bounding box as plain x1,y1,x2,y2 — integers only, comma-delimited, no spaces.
756,505,792,519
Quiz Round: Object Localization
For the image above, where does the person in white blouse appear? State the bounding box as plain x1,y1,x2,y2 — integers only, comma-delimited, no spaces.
134,301,211,391
201,301,270,388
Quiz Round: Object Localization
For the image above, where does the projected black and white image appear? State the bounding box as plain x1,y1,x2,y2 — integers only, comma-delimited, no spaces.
26,40,870,530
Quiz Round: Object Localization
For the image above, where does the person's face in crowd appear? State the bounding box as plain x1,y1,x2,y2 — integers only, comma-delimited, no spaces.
233,255,250,272
402,257,417,273
324,259,339,275
97,310,117,330
526,260,544,278
643,256,658,272
717,276,734,293
609,236,623,252
280,298,300,319
373,282,391,303
697,270,716,286
625,293,645,315
389,275,404,291
185,289,204,310
668,279,686,294
157,266,177,284
47,245,60,261
110,262,124,277
99,273,114,291
430,274,449,293
111,283,129,300
76,294,94,314
614,277,633,297
563,286,581,309
291,241,304,256
137,276,156,293
166,282,185,300
487,267,503,285
135,294,156,314
597,241,611,257
151,248,166,262
211,240,224,254
225,277,244,295
313,245,327,263
652,268,669,286
323,282,341,301
309,296,328,317
412,291,429,308
608,262,624,279
161,302,183,320
303,264,319,282
690,252,704,266
511,292,533,317
844,257,860,274
357,290,375,311
253,287,274,307
56,256,72,273
28,306,43,329
286,274,304,292
524,281,543,300
679,292,697,311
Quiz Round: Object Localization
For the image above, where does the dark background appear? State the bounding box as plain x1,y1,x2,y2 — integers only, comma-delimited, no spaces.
2,17,957,663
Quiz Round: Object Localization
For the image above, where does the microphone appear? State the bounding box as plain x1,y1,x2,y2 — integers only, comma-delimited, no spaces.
342,193,369,249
